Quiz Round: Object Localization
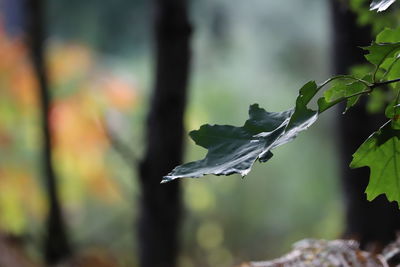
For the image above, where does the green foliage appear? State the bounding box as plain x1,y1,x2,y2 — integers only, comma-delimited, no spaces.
317,77,371,113
351,0,398,34
386,101,400,128
363,42,400,66
350,122,400,202
164,1,400,205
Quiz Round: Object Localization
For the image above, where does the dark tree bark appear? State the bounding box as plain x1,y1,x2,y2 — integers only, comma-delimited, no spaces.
138,0,192,267
26,0,72,263
331,0,400,250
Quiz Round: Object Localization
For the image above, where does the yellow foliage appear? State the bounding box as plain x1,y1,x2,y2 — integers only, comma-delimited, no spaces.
0,20,140,234
0,169,45,234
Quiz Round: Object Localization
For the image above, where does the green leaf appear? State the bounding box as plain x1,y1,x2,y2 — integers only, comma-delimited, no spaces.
350,122,400,203
383,56,400,81
363,42,400,67
162,82,319,182
367,89,386,113
385,101,400,129
370,29,400,81
370,0,396,12
350,64,375,79
376,27,400,43
317,77,369,113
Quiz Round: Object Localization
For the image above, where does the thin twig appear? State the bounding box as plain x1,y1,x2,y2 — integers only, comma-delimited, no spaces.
373,77,400,88
102,121,138,168
317,75,371,91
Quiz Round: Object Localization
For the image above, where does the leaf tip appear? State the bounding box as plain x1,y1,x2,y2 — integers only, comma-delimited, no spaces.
250,103,260,109
239,169,251,177
259,150,273,162
161,176,175,184
370,0,396,12
249,103,263,114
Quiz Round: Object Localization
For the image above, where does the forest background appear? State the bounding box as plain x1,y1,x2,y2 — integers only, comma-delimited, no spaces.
0,0,382,266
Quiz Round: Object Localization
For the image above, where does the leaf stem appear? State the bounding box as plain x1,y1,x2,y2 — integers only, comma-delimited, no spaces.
393,87,400,119
317,75,372,91
318,89,372,114
318,77,400,114
382,56,400,80
372,77,400,88
345,89,373,99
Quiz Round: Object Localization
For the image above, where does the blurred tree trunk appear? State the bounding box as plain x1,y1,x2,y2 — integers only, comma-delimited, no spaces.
331,0,400,250
27,0,72,263
138,0,191,266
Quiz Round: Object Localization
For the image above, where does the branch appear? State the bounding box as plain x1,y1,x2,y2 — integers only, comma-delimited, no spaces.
373,77,400,88
102,121,138,168
316,75,372,94
318,76,400,113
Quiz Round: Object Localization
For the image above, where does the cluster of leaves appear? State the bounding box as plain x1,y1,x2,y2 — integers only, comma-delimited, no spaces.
164,0,400,205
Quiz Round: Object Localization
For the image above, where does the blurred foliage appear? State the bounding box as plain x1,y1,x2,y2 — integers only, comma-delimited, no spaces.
0,24,44,235
0,0,344,266
350,0,400,33
47,0,150,55
0,19,141,264
349,0,400,115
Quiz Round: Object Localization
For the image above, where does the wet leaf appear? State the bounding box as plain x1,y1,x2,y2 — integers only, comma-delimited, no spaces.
370,0,396,12
163,82,318,182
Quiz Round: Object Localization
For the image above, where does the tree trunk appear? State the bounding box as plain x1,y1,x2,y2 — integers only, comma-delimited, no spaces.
138,0,192,267
331,0,400,250
26,0,72,263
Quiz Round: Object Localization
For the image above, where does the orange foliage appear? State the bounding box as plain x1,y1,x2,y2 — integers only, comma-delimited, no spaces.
46,42,139,205
48,42,93,85
0,19,140,234
102,77,138,110
0,23,38,112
